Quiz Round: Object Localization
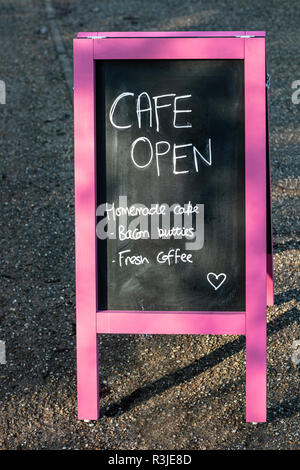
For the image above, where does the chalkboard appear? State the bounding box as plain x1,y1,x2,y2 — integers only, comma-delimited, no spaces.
96,59,245,311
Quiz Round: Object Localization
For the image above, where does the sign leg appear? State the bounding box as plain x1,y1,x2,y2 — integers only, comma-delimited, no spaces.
74,38,99,420
246,312,267,422
267,254,274,306
244,37,267,423
76,316,99,420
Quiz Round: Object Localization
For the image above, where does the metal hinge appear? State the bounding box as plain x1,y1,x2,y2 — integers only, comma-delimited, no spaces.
266,73,271,89
235,35,255,38
86,36,107,39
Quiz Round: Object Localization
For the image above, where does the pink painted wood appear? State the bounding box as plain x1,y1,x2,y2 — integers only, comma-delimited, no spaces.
244,38,267,422
94,37,244,60
77,31,266,38
97,312,245,335
267,254,274,306
74,38,99,420
266,83,274,307
74,32,269,422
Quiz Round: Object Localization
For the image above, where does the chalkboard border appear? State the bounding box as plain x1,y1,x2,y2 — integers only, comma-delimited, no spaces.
74,36,267,333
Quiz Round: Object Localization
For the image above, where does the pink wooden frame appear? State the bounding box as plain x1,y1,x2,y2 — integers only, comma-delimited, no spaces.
74,32,270,422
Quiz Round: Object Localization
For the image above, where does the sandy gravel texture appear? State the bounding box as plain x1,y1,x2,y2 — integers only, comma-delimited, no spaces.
0,0,299,450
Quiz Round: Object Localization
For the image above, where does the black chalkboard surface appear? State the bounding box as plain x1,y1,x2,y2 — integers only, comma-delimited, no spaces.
96,59,245,311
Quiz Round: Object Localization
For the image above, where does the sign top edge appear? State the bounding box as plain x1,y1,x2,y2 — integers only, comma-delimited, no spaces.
76,31,266,39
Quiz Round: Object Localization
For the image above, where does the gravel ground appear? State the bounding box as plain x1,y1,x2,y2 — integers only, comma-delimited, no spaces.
0,0,299,450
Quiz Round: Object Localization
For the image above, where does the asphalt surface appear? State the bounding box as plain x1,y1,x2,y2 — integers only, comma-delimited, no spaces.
0,0,299,450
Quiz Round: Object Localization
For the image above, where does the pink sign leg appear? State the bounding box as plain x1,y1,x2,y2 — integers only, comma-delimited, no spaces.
74,38,99,420
267,254,274,306
245,38,267,422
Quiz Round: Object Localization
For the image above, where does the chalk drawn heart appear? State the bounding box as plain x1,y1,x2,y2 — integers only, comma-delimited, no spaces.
207,272,227,290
